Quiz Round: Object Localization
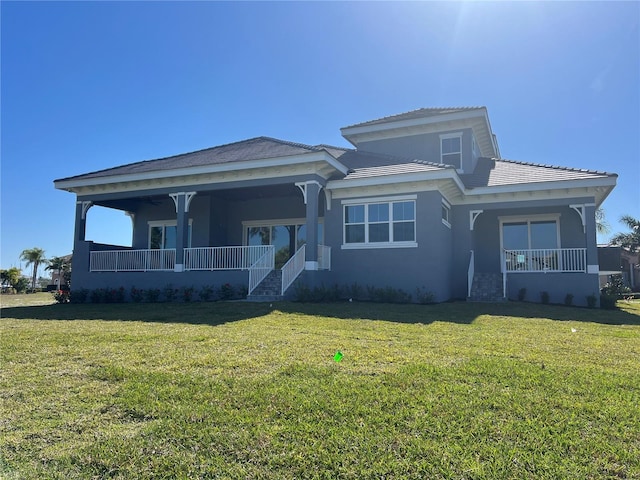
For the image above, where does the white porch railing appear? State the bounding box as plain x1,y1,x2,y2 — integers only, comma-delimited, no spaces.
184,245,274,271
281,245,306,295
248,246,275,295
503,248,587,273
467,250,474,297
318,244,331,270
90,249,176,272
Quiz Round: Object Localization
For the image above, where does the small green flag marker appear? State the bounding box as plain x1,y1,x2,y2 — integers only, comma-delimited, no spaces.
334,351,343,362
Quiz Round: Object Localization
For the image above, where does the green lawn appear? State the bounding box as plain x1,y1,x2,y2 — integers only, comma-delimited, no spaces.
1,296,639,479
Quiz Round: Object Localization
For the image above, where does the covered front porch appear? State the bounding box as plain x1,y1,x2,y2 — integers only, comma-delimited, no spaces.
464,202,600,306
70,178,333,298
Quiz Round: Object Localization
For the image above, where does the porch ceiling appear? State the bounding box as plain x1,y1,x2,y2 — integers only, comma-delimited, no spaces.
93,183,304,211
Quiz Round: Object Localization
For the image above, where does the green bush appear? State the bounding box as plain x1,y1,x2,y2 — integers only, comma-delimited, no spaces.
130,287,144,303
586,294,597,308
199,285,215,301
564,293,574,306
163,284,178,302
69,288,89,304
145,289,161,303
51,290,69,304
601,274,631,297
415,287,435,304
518,288,527,301
600,294,618,310
218,283,234,300
540,291,550,304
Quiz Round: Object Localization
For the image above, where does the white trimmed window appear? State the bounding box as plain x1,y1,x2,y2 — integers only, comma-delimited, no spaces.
148,220,192,249
343,196,416,248
440,133,462,169
441,199,451,228
500,215,560,251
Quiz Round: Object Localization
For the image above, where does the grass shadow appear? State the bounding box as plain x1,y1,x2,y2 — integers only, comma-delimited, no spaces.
2,300,639,327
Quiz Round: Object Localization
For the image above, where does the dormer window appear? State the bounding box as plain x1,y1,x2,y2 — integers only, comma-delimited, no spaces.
440,133,462,169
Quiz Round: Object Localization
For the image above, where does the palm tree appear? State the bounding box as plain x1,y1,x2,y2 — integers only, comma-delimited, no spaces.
595,208,610,235
610,215,640,253
20,247,47,291
46,256,68,289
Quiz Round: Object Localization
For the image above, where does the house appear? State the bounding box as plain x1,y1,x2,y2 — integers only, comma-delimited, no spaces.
598,244,639,290
54,107,617,306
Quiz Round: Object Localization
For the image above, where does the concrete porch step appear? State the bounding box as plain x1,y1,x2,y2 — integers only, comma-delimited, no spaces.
468,272,505,302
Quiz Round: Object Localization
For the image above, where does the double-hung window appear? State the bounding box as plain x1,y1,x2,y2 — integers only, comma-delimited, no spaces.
343,196,416,248
440,132,462,169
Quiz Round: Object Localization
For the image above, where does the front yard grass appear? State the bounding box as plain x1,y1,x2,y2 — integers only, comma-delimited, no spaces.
1,299,639,478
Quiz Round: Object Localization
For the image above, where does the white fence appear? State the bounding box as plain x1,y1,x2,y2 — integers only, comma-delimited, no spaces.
90,249,176,272
281,245,306,295
184,246,274,271
503,248,587,273
248,246,275,295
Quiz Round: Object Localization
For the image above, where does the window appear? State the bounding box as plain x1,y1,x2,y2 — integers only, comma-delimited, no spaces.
343,197,416,247
441,200,451,228
501,218,559,250
148,220,192,249
244,219,324,269
440,133,462,169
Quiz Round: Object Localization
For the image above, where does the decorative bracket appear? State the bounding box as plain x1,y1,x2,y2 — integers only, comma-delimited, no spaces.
169,192,197,213
295,181,324,205
78,201,93,219
569,204,586,233
469,210,483,231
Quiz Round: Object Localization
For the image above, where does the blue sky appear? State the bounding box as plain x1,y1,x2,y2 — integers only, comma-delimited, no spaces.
1,1,639,275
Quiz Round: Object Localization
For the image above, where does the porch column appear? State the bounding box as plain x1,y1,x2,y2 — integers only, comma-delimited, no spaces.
296,181,321,270
169,192,196,272
584,203,599,275
74,200,93,242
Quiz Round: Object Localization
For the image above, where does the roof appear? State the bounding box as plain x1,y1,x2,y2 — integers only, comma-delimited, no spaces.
460,157,615,189
343,162,449,180
55,137,343,183
342,107,486,130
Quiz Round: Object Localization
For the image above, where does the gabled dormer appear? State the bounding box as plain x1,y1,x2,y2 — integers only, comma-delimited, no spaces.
340,107,500,174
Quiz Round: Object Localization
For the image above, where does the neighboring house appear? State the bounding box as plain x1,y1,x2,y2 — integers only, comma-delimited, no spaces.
598,244,639,290
47,254,72,290
54,107,617,305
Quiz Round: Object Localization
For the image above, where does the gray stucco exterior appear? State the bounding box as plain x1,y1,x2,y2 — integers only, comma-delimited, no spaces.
57,107,616,306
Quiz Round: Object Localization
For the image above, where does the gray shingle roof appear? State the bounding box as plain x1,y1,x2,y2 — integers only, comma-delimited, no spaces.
460,157,615,188
55,137,336,182
343,162,449,180
342,107,485,130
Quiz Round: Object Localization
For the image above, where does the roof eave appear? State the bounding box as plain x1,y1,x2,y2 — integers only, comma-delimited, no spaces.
55,151,349,192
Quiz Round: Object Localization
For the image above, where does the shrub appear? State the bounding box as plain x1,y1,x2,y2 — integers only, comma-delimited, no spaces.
145,288,161,303
69,288,89,304
586,294,597,308
14,278,29,294
564,293,574,306
600,294,618,310
51,290,69,304
518,288,527,301
601,274,631,297
348,283,364,302
130,287,144,303
90,289,104,304
163,284,178,302
104,287,125,303
415,287,435,304
181,286,195,302
236,284,248,300
219,283,234,301
199,285,215,301
540,291,550,304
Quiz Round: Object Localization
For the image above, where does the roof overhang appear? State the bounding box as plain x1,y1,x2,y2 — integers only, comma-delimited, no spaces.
55,151,349,195
326,169,616,206
340,108,499,158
